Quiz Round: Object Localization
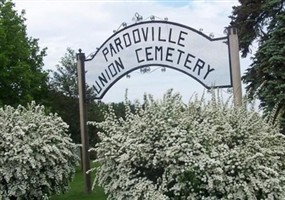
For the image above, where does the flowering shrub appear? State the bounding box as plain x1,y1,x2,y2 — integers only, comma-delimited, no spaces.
90,90,285,200
0,102,78,200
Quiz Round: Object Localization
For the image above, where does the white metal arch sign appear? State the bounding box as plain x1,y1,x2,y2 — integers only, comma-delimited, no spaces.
85,20,232,99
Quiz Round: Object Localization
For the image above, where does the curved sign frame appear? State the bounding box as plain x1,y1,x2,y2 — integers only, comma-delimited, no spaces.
85,20,232,99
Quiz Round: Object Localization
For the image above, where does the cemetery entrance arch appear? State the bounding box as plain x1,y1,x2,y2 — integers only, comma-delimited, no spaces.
76,19,241,193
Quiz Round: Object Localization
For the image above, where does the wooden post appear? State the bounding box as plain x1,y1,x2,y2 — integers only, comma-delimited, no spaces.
76,49,92,193
228,27,242,106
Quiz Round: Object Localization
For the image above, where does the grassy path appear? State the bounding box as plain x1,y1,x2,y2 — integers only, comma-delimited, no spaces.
50,168,107,200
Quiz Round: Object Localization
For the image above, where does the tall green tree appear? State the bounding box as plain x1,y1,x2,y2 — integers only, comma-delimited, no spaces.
0,0,48,107
230,0,285,131
48,48,133,148
48,48,101,146
47,48,81,144
50,48,78,98
50,47,95,99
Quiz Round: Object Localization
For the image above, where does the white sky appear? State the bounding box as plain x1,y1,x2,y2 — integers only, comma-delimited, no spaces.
14,0,251,103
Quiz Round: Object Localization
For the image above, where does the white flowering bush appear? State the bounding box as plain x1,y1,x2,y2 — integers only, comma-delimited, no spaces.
0,102,78,200
90,90,285,200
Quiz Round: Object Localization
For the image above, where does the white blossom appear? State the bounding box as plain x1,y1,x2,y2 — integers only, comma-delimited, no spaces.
90,90,285,199
0,102,79,200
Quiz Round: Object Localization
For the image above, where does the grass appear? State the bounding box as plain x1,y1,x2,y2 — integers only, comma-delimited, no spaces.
50,164,107,200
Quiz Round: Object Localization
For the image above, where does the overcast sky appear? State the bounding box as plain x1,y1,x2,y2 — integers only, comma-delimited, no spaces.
14,0,251,103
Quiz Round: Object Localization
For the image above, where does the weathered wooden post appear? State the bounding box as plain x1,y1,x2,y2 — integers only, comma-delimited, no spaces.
228,27,242,106
76,49,92,193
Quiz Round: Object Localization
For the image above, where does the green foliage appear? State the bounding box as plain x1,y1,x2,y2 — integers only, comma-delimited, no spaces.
47,48,130,147
245,14,285,128
230,0,284,57
230,0,285,132
47,48,98,145
0,0,48,107
49,47,95,99
44,90,81,144
50,48,79,98
44,89,110,149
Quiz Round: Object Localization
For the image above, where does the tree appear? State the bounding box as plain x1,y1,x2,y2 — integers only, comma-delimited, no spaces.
231,0,285,131
230,0,284,57
50,47,95,99
0,0,48,107
230,0,285,132
48,48,100,146
47,48,82,144
44,89,82,144
90,90,285,199
48,48,132,149
50,48,79,98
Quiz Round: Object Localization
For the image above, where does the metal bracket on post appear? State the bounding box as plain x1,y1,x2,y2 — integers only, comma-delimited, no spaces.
76,49,92,193
228,27,242,107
